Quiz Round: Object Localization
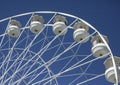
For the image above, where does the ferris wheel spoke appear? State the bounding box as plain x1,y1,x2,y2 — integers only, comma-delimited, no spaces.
16,71,49,85
2,64,25,84
27,46,93,84
1,52,20,83
34,73,49,85
0,18,11,47
13,18,78,84
0,13,35,75
21,31,95,80
31,35,54,50
28,31,67,85
8,13,40,74
27,68,51,85
2,63,30,84
3,39,20,72
29,69,54,85
72,42,89,80
44,55,93,85
9,69,28,85
0,36,10,49
2,13,58,84
47,31,96,68
45,41,76,66
69,53,110,72
58,43,82,73
13,12,58,73
16,38,67,82
3,45,47,84
2,61,37,84
69,62,93,85
12,70,49,85
75,55,89,80
28,70,50,85
33,53,107,85
12,41,76,84
48,34,66,63
13,68,48,85
15,34,34,48
2,11,54,74
0,33,6,38
58,73,98,78
0,11,115,85
0,28,95,84
33,18,78,62
0,48,21,84
49,71,59,85
15,36,58,84
55,54,89,62
76,73,105,85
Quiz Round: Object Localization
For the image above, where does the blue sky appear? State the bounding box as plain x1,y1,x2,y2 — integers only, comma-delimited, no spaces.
0,0,120,85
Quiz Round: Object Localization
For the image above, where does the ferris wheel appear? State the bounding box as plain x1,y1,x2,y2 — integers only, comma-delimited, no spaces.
0,11,119,85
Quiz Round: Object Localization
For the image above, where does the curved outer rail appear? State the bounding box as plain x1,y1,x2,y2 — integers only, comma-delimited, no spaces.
0,11,118,85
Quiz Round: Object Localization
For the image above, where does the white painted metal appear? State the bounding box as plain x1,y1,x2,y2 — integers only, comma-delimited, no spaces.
73,21,89,31
73,22,90,43
30,21,44,34
104,56,120,83
0,11,118,85
7,20,21,37
53,22,67,35
91,35,109,46
30,15,44,34
73,28,89,43
53,15,68,35
92,43,110,58
91,35,109,58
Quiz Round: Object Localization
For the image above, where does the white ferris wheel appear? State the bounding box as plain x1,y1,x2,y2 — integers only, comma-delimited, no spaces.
0,11,119,85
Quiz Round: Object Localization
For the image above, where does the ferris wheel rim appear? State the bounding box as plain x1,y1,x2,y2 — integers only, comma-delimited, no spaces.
0,11,118,85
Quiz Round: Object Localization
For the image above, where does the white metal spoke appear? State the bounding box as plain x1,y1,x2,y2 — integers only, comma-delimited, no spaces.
77,73,105,85
1,12,55,77
58,73,98,78
0,13,34,72
35,52,110,84
69,62,93,85
1,13,58,84
12,31,96,84
12,18,78,84
0,11,116,85
12,40,76,85
13,13,57,73
0,18,11,47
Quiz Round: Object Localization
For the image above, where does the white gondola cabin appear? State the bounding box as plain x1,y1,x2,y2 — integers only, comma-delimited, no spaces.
7,20,21,38
30,15,44,34
73,22,90,43
53,15,67,35
91,35,109,58
104,56,120,83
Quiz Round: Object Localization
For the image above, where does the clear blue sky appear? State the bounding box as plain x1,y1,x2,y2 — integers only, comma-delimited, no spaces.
0,0,120,85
